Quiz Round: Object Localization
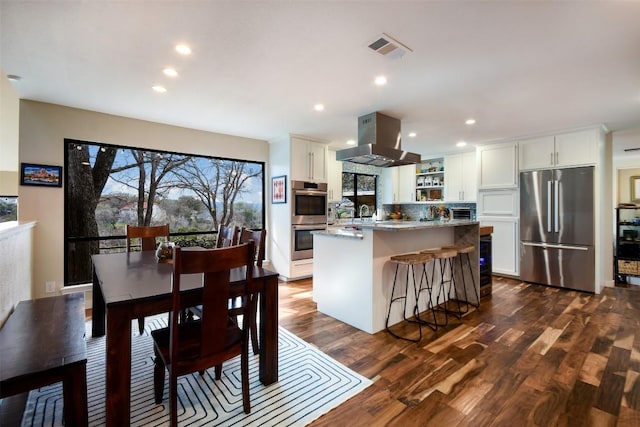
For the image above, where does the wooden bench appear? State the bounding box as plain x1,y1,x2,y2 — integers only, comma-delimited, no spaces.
0,293,88,426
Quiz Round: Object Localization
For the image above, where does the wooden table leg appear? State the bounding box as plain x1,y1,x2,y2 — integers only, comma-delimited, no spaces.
92,269,106,337
259,275,278,384
105,305,131,426
62,362,88,426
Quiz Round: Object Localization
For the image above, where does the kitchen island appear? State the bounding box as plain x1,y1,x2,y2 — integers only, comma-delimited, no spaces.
313,220,479,334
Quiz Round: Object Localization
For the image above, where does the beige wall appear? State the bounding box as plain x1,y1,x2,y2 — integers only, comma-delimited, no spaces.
0,70,19,195
19,100,269,298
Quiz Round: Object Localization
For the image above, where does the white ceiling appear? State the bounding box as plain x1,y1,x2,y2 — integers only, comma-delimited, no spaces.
1,1,639,157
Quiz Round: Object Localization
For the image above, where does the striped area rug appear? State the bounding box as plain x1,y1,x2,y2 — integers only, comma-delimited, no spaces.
21,317,371,426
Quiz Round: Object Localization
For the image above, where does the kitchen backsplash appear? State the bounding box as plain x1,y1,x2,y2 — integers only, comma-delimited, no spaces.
382,202,476,221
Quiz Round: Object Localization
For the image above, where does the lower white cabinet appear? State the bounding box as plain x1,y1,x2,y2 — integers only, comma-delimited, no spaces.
479,216,519,276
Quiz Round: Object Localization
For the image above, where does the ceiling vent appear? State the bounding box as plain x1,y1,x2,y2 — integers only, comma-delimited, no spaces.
367,33,412,59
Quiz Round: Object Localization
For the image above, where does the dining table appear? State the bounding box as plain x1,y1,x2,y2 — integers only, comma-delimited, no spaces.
91,250,279,426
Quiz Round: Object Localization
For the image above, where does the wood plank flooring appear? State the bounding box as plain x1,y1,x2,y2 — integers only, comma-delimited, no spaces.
278,276,640,426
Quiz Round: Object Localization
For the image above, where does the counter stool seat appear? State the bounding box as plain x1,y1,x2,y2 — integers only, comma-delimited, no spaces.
443,243,480,309
386,252,433,342
419,247,464,320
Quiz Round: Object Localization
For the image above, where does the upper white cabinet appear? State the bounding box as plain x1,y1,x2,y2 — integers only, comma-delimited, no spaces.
382,165,415,203
478,142,518,189
444,152,477,202
291,136,327,183
519,129,598,170
326,150,343,202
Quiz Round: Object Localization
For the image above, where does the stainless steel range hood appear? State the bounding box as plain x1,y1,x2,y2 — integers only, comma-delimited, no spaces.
336,112,421,167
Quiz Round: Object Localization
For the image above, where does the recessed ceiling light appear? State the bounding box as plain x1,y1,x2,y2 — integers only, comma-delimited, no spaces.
374,75,387,86
456,141,467,147
313,104,325,112
163,68,178,77
408,132,417,138
6,74,21,81
175,44,192,55
152,85,167,93
465,118,476,125
346,139,356,146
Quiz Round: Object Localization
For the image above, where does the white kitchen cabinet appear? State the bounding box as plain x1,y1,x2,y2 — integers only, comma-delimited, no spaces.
555,129,598,167
518,136,555,170
478,142,518,189
326,150,343,202
382,165,415,203
479,217,519,276
519,129,598,170
444,151,477,202
291,136,327,182
477,190,518,217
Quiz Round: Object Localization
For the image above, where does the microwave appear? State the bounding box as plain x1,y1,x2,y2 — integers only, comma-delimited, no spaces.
450,207,472,220
291,181,328,225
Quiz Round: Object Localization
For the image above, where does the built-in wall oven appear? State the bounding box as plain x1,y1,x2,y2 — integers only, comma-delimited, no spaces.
291,181,327,260
291,223,327,260
291,180,328,224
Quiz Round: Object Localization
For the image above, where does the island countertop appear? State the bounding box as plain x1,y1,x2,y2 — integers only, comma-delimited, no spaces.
315,219,479,239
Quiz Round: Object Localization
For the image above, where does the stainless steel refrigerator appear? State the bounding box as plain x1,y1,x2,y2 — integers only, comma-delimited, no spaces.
520,166,595,292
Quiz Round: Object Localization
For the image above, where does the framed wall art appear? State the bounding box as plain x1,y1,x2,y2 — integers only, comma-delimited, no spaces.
20,163,63,187
272,175,286,204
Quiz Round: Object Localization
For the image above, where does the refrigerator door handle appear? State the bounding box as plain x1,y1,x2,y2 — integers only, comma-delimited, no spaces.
522,242,589,251
547,180,552,233
554,180,559,233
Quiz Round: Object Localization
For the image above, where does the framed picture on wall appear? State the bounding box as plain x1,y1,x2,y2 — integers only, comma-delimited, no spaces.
20,163,63,187
272,175,286,204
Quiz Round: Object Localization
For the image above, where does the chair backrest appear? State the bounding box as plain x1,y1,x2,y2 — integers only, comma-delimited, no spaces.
126,224,170,252
170,242,254,359
216,224,239,248
239,227,266,267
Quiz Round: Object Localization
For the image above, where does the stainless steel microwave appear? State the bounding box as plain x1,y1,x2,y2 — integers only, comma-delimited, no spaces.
291,180,328,225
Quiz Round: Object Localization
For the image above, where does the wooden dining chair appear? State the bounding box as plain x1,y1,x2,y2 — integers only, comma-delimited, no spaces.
238,227,266,355
151,242,255,425
216,224,239,248
126,224,170,334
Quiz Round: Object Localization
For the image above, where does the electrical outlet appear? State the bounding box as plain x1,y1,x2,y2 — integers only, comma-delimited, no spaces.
45,281,56,293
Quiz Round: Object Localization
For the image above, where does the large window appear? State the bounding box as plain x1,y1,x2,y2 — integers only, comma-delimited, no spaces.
64,139,264,285
342,172,377,218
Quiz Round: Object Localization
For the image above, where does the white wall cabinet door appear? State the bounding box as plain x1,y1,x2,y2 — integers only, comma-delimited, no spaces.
462,151,478,202
519,136,555,170
519,130,598,170
309,142,327,182
444,152,477,201
326,150,343,202
397,164,416,202
478,142,518,189
555,129,597,168
381,167,398,204
444,155,463,202
291,138,327,182
479,216,519,276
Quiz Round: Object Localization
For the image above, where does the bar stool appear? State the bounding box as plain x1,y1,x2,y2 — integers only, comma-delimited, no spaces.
420,247,462,320
443,243,480,310
413,252,444,331
386,252,432,342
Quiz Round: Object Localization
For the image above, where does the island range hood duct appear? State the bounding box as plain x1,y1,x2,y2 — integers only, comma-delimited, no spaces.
336,112,421,167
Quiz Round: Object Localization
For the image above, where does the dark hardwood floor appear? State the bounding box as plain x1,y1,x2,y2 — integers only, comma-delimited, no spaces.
279,276,640,426
4,276,640,426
